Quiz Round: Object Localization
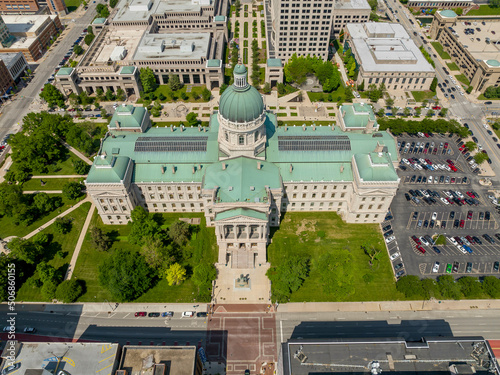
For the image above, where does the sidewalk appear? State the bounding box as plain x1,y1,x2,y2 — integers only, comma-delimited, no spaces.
24,190,63,194
31,175,87,179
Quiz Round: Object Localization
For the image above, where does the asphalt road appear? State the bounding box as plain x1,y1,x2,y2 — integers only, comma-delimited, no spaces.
0,3,99,138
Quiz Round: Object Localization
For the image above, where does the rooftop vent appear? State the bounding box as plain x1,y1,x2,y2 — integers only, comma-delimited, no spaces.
228,186,233,191
250,186,255,191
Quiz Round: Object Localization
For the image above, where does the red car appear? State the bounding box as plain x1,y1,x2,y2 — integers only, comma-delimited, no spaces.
432,106,442,110
450,165,457,172
425,159,432,165
412,235,421,245
447,159,454,165
466,191,474,198
424,133,430,138
417,246,426,254
135,311,147,317
444,142,449,149
467,211,473,220
460,219,465,228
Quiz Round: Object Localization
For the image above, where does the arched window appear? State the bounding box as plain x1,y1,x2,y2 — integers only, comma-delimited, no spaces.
254,132,259,142
239,135,245,145
225,131,229,141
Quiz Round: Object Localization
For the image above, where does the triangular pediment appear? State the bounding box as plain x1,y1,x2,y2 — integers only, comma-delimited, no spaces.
215,215,267,223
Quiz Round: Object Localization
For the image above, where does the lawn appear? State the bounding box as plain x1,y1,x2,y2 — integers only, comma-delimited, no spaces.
73,211,217,302
267,212,402,302
16,202,92,302
411,91,436,102
0,195,84,238
467,5,500,15
278,84,299,98
456,74,470,86
34,153,84,176
65,0,82,12
447,62,460,71
151,85,209,103
22,178,81,191
431,42,451,59
478,94,500,100
307,86,349,102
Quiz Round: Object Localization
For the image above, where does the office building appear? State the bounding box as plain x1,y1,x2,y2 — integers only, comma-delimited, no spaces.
85,64,400,269
430,10,500,93
332,0,370,36
46,0,66,16
345,22,435,92
0,58,14,96
408,0,475,10
0,51,28,81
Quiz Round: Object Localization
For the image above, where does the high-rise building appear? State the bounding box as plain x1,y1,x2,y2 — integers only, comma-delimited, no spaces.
0,0,40,13
0,58,15,97
0,16,15,48
265,0,370,62
45,0,67,16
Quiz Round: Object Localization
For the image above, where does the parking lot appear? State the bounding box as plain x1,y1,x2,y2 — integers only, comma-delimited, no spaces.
384,132,500,279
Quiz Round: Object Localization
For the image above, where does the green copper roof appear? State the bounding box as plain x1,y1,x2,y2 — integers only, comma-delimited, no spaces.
86,155,131,184
56,67,73,76
234,64,247,74
92,17,106,24
215,208,267,221
206,59,221,68
203,156,281,203
439,9,457,18
354,153,399,182
119,66,135,75
133,163,206,183
486,59,500,67
340,103,377,128
109,105,146,129
214,15,227,22
277,162,353,182
219,84,264,123
267,58,282,67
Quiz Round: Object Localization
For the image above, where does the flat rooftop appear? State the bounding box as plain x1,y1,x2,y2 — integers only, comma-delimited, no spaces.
92,28,144,64
451,20,500,63
119,346,197,375
347,22,435,73
0,342,120,375
282,338,499,375
133,32,209,61
0,52,23,66
335,0,370,11
2,14,52,35
4,36,37,49
113,0,212,23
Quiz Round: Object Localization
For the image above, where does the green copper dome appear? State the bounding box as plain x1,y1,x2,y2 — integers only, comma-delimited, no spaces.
219,65,264,123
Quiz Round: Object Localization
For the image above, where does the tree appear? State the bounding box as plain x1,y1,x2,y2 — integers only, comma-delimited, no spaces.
358,80,365,92
55,279,84,303
491,0,500,7
36,262,56,284
90,226,112,251
84,33,95,46
438,275,462,299
368,0,377,10
105,89,115,101
344,87,354,103
139,67,158,94
415,107,422,116
403,107,411,117
454,7,463,15
165,263,187,286
219,83,228,95
33,192,57,214
315,250,354,298
41,280,57,300
168,220,190,247
116,88,126,101
128,206,161,246
73,45,83,55
168,74,183,92
192,263,217,289
184,112,199,127
62,181,83,200
465,141,477,151
385,96,394,107
457,276,483,298
430,77,438,92
376,108,385,117
426,109,435,117
396,275,425,298
474,152,489,164
68,92,79,107
40,84,65,108
79,90,91,106
483,276,500,298
201,87,211,101
110,0,118,7
140,237,175,270
54,217,72,234
284,53,311,85
9,238,43,265
96,87,104,100
267,255,309,303
263,82,271,94
99,249,155,301
73,159,90,174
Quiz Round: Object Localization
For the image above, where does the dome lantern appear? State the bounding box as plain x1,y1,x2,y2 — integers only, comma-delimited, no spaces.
233,64,248,89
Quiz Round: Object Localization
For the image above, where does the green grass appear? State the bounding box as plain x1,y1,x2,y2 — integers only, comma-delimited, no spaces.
0,195,84,239
291,113,298,116
34,153,84,176
151,85,209,103
411,91,436,102
16,202,92,302
73,212,217,302
65,0,82,12
307,86,350,102
268,212,401,302
479,94,500,100
278,84,298,98
467,5,500,15
244,22,248,38
277,113,287,117
447,62,460,71
22,178,80,191
456,74,470,86
431,42,451,59
243,48,248,64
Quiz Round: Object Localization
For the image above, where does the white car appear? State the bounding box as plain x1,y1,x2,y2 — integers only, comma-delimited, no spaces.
420,236,430,246
461,236,471,246
419,158,427,165
457,245,467,254
402,158,410,165
428,176,433,183
431,212,437,220
182,311,194,318
389,252,401,261
432,261,440,273
455,191,464,199
460,91,464,96
420,190,430,198
444,191,452,198
448,237,458,246
415,164,423,170
440,197,450,205
385,236,396,244
443,165,451,172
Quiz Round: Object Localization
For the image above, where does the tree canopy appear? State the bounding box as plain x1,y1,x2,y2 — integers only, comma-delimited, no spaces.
267,255,309,303
315,250,354,298
377,118,470,137
139,68,158,93
56,279,84,303
40,84,65,108
284,54,341,89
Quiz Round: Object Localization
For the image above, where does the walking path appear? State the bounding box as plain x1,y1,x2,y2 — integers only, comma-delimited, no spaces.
64,203,95,280
31,175,87,179
63,142,93,165
24,190,63,194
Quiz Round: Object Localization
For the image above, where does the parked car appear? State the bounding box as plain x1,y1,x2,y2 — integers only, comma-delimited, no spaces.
135,312,147,317
182,311,194,317
161,311,174,317
148,312,160,317
23,327,36,333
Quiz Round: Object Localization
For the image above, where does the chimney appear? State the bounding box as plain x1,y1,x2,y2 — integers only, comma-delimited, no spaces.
313,124,316,131
172,165,176,174
161,166,165,174
257,162,262,170
198,164,201,170
289,164,293,173
365,119,375,133
331,124,335,131
101,151,107,159
302,124,306,131
181,125,185,132
115,120,120,130
192,166,196,174
374,142,384,153
198,125,201,132
340,165,344,173
285,125,288,131
222,163,226,170
170,124,174,132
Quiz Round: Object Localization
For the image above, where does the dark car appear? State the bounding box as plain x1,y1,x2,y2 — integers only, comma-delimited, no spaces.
412,211,419,219
383,230,394,237
452,262,459,273
405,193,411,201
494,261,500,272
450,211,455,219
466,262,472,273
423,220,429,228
485,211,490,220
148,312,160,317
396,269,405,278
197,312,208,318
432,246,441,254
394,263,404,271
453,219,459,228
